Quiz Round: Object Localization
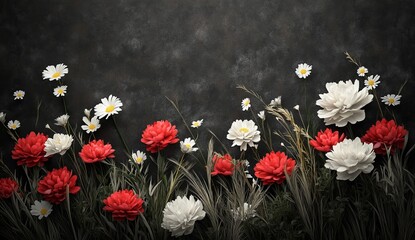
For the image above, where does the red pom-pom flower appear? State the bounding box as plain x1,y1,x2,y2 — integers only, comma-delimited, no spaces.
0,178,18,199
79,140,115,163
254,151,296,185
211,153,234,176
309,128,346,152
12,132,50,167
141,120,179,153
37,167,80,204
361,119,407,155
103,189,145,221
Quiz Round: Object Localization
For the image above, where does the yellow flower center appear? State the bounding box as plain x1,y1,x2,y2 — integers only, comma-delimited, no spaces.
88,124,96,130
367,79,375,86
52,72,61,78
17,93,23,97
300,69,307,75
193,122,200,127
184,143,191,149
57,89,64,94
40,208,48,216
239,127,249,133
359,68,365,73
105,105,115,113
11,124,16,129
388,98,395,104
135,157,143,163
244,100,250,106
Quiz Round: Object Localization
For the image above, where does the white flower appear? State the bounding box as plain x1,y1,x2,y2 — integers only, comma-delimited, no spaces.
54,114,69,126
42,64,68,81
364,75,380,90
30,200,53,220
316,80,373,127
180,138,198,153
269,96,282,107
131,150,147,164
241,98,251,111
7,120,20,130
295,63,312,79
280,142,285,147
0,112,6,124
53,85,67,97
231,202,257,221
325,137,375,181
257,111,265,120
81,116,101,133
191,119,203,128
293,105,300,111
94,95,123,119
44,133,73,157
13,90,25,100
227,120,261,151
381,94,401,106
45,124,51,130
84,108,91,118
161,195,206,237
243,160,253,178
357,66,368,77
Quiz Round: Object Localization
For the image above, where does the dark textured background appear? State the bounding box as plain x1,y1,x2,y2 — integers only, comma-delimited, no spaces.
1,0,415,165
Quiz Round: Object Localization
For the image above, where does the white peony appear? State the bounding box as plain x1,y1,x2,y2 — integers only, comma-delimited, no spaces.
316,80,373,127
44,133,73,157
180,138,198,153
227,120,260,151
161,195,206,237
231,202,257,221
325,137,375,181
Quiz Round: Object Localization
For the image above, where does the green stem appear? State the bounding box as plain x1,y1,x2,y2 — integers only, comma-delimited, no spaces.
372,88,384,118
111,116,130,154
66,186,78,240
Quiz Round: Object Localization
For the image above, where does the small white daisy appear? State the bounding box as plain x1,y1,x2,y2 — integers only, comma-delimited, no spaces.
13,90,25,100
94,95,123,119
293,105,300,111
257,111,265,120
180,138,198,153
131,150,147,164
191,119,203,128
269,96,282,107
55,114,70,126
241,98,251,111
81,116,101,133
0,112,6,123
381,94,401,106
357,66,368,77
53,85,67,97
295,63,312,79
30,200,53,220
42,64,68,81
364,75,380,90
7,120,20,130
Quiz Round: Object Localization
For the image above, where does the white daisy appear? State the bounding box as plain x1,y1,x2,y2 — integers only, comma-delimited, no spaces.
13,90,25,100
180,138,198,153
42,64,68,81
364,75,380,90
269,96,282,107
131,150,147,164
241,98,251,111
44,133,73,157
30,200,53,220
7,120,20,130
94,95,123,119
357,66,368,77
257,111,265,120
53,85,67,97
191,119,203,128
81,116,100,133
295,63,312,79
381,94,401,106
293,105,300,111
55,114,69,126
0,112,6,123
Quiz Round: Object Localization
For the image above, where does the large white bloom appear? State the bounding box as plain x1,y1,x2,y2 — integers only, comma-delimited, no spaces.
231,202,257,221
295,63,312,79
180,138,198,153
0,112,6,124
13,90,25,100
42,64,68,81
7,120,20,130
55,114,70,126
94,95,123,119
316,80,373,127
44,133,73,157
325,137,375,181
81,116,101,133
131,150,147,164
161,195,206,237
227,120,260,151
30,200,53,220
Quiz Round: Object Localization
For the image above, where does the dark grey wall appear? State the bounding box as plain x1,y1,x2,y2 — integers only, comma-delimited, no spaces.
1,0,415,162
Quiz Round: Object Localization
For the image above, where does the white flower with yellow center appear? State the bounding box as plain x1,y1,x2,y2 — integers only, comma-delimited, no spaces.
44,133,73,157
0,112,6,124
295,63,312,79
241,98,251,111
55,114,70,126
81,116,101,133
227,119,261,151
191,119,203,128
7,120,20,130
381,94,401,106
42,64,68,81
13,90,25,100
94,95,123,119
30,200,53,220
357,66,368,77
257,111,265,120
131,150,147,164
180,138,198,153
364,75,380,90
231,202,257,221
53,85,67,97
269,96,282,107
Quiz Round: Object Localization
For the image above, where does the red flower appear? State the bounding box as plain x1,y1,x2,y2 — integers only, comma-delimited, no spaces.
0,178,18,199
141,120,179,153
103,189,145,221
79,140,115,163
361,119,407,155
309,128,346,152
37,167,80,204
254,151,296,185
12,132,50,167
211,153,234,176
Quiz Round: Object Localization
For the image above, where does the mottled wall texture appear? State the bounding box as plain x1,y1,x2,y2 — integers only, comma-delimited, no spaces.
1,0,415,164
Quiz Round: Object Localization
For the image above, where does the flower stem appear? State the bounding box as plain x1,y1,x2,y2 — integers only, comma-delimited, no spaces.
372,89,384,118
66,186,78,240
111,116,130,154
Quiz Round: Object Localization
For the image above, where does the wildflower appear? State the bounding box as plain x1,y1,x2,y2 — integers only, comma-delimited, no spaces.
53,85,67,97
44,133,73,157
12,132,50,167
241,98,251,111
7,120,20,130
30,200,53,220
103,190,144,221
254,151,296,185
79,140,115,163
226,119,260,151
81,116,100,133
13,90,25,100
357,66,368,76
295,63,312,79
94,95,123,119
180,138,198,153
191,119,203,128
141,120,179,153
381,94,401,106
42,64,68,81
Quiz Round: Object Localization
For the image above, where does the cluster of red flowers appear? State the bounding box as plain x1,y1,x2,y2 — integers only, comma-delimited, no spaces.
0,178,18,199
141,120,179,153
79,139,115,163
12,132,50,167
103,189,145,221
